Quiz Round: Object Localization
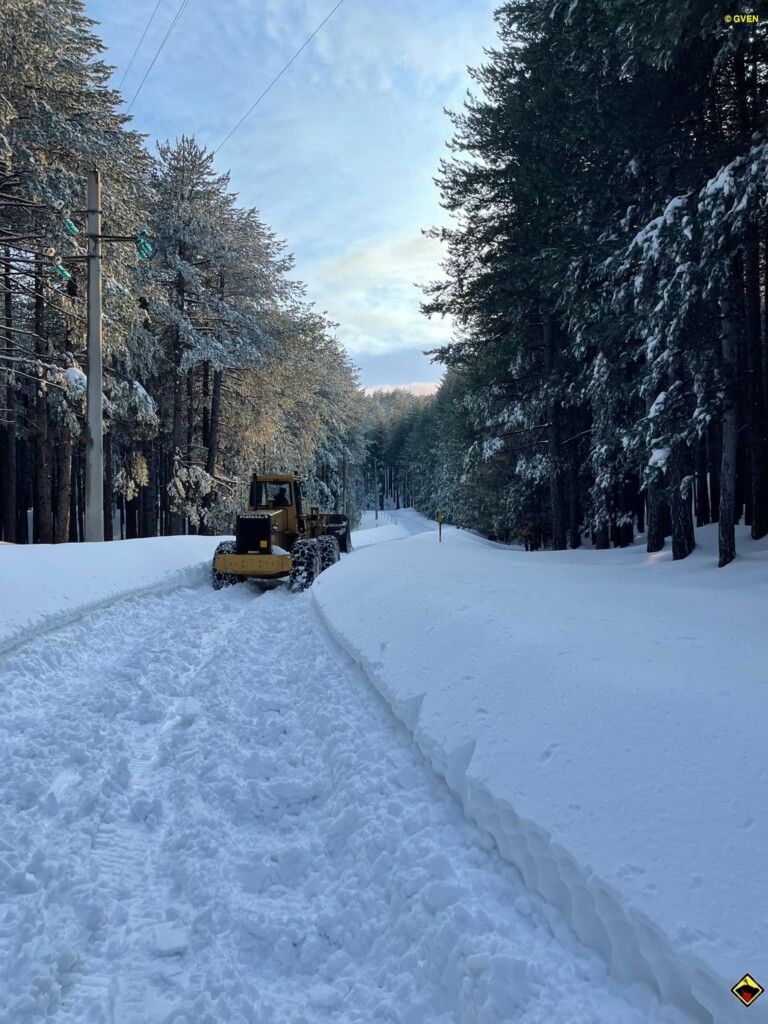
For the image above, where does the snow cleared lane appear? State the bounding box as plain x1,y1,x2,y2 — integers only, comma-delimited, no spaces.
387,508,438,536
1,584,686,1023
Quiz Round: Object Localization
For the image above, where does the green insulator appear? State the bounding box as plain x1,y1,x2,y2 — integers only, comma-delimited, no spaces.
63,218,79,236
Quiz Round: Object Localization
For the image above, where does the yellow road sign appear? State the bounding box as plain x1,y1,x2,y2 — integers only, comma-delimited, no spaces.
731,974,764,1007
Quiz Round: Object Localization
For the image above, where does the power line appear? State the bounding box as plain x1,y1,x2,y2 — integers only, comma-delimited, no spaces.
214,0,346,155
118,0,166,91
126,0,191,114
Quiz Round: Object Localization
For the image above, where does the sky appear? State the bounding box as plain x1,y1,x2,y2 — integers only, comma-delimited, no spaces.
83,0,500,393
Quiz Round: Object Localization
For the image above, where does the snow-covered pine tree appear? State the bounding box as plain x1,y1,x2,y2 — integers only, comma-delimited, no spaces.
416,0,767,566
0,0,151,542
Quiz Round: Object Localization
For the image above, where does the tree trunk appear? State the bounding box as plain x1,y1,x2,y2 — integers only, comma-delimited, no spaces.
103,432,113,541
34,259,53,543
609,495,620,547
734,427,746,525
744,222,768,538
169,268,186,534
54,432,73,543
186,367,194,455
544,313,567,549
719,293,738,567
618,482,634,547
69,445,79,542
205,370,222,476
199,369,223,534
0,378,5,538
569,452,581,548
3,253,16,542
708,423,720,523
140,440,156,537
169,370,184,534
645,384,666,552
735,49,764,525
126,494,139,539
202,361,210,449
695,439,710,527
77,451,85,542
17,439,30,543
763,222,768,433
646,483,665,552
159,447,169,536
668,447,695,560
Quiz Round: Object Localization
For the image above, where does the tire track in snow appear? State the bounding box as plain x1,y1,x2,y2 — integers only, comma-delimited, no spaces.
67,588,257,1024
0,585,254,1022
0,581,690,1023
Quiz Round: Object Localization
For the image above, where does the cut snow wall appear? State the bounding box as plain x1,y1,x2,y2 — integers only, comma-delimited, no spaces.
312,545,754,1024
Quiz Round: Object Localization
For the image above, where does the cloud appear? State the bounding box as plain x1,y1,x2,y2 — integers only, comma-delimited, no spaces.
304,232,453,357
259,0,498,93
88,0,495,384
364,381,440,396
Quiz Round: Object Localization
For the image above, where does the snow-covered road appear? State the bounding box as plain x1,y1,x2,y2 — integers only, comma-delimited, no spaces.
1,582,685,1023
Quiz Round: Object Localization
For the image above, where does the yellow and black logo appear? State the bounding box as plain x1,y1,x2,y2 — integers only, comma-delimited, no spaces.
731,974,764,1007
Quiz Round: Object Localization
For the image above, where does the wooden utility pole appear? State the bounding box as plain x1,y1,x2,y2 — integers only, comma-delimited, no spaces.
342,450,347,516
85,168,104,542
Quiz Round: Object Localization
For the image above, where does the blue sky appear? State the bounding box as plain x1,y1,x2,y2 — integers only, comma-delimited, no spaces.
85,0,499,391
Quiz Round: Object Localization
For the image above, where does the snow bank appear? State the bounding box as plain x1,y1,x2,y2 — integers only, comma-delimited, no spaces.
0,521,398,656
314,516,768,1023
357,510,399,530
352,524,410,548
0,536,223,653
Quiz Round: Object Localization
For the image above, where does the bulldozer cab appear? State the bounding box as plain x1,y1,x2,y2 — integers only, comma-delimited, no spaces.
248,474,303,535
250,479,295,509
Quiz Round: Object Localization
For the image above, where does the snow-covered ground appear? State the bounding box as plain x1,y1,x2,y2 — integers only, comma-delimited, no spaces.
352,513,410,548
1,546,686,1023
0,536,222,653
1,519,765,1022
315,512,768,1023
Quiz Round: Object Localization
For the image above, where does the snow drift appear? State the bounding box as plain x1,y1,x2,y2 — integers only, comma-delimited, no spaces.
313,514,768,1023
0,536,223,653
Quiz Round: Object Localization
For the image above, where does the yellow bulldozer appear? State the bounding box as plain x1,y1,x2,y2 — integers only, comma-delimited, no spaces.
212,472,352,592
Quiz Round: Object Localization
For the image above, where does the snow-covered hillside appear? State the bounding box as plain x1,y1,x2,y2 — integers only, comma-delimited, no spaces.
1,521,765,1022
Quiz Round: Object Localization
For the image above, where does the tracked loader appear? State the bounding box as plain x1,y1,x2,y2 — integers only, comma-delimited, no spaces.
212,472,352,593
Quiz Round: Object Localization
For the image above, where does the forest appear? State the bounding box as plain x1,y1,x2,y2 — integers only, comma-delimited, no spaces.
367,0,768,568
2,0,767,568
0,1,365,544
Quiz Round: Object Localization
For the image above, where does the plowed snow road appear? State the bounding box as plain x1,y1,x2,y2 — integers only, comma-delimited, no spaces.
0,582,686,1023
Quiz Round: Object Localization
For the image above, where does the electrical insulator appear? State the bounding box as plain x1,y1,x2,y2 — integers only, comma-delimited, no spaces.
63,218,79,236
135,228,153,261
46,247,56,258
53,264,72,282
